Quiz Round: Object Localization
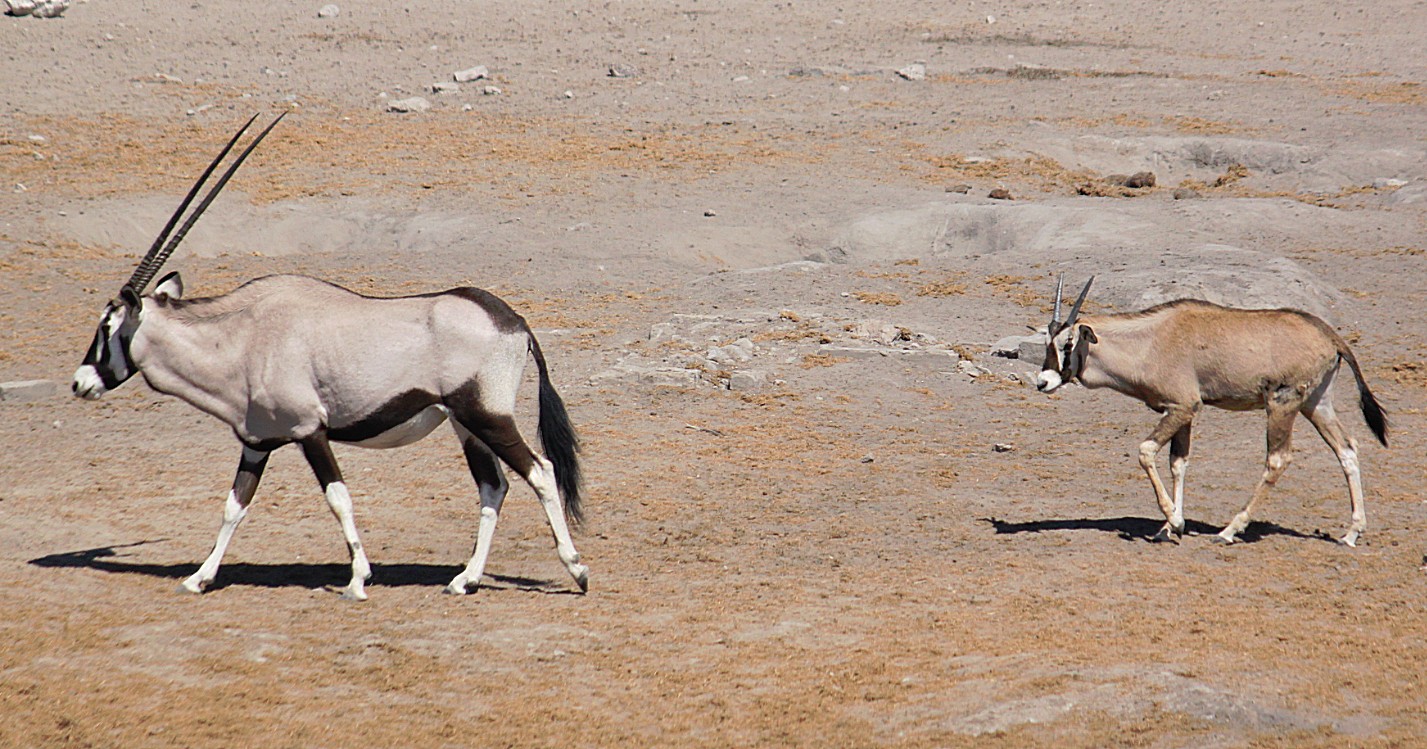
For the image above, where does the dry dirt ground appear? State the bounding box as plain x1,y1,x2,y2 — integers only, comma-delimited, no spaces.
2,1,1427,747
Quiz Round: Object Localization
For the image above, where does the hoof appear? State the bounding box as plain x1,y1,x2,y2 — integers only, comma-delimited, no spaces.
1338,533,1359,548
1211,534,1236,546
443,582,472,595
573,565,590,594
340,586,369,602
1150,528,1180,544
178,578,207,595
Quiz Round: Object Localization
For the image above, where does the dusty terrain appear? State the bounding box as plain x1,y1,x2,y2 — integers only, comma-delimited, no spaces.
2,1,1426,746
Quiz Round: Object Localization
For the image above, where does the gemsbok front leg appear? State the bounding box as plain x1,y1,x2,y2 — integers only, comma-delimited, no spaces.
1140,406,1197,543
182,446,270,594
299,433,373,601
445,423,511,595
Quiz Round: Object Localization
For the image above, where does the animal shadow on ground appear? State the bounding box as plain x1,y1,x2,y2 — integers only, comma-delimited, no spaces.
981,516,1336,544
28,541,574,594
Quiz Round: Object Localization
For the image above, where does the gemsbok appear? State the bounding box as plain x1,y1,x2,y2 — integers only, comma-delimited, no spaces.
1036,276,1388,546
72,113,588,600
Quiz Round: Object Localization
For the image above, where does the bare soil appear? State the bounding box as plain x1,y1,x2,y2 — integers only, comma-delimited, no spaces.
2,2,1426,747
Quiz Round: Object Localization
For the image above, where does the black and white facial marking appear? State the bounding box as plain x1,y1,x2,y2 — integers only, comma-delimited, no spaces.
73,292,140,400
1034,275,1095,393
1036,323,1097,393
73,273,184,400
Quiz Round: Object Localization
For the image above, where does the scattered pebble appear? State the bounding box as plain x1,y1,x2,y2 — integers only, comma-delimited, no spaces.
431,82,460,95
608,64,640,78
945,184,972,194
993,443,1015,453
988,188,1014,200
482,85,502,96
1172,187,1202,200
317,4,339,18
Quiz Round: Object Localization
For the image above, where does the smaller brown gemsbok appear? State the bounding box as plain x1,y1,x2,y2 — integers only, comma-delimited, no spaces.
1036,276,1388,546
72,114,588,600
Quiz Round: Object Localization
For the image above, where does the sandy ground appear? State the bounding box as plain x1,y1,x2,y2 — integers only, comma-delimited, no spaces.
2,1,1426,746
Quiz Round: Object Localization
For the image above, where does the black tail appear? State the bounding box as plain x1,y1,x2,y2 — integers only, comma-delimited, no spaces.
530,334,583,526
1339,348,1389,447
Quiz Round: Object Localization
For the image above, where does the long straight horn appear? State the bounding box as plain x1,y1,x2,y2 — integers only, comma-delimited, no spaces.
1063,276,1094,328
126,112,286,294
1050,274,1065,328
123,113,260,294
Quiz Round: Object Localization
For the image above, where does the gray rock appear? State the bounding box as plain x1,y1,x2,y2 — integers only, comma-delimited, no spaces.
454,66,489,83
608,65,640,78
431,82,460,95
0,379,58,402
317,4,340,18
387,97,430,113
896,64,926,81
728,370,767,391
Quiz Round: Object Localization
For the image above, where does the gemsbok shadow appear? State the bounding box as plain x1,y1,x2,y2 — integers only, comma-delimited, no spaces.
28,540,576,595
980,516,1335,544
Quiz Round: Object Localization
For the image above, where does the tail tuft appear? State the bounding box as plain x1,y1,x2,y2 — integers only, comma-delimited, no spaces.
531,336,583,526
1358,376,1389,447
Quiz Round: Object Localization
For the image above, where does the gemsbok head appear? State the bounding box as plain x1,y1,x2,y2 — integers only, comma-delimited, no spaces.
74,114,588,600
1036,275,1387,546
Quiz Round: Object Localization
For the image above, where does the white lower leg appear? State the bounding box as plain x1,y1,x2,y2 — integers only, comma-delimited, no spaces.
530,459,588,591
447,506,499,594
1340,443,1365,547
324,481,372,600
1169,456,1188,533
182,489,247,593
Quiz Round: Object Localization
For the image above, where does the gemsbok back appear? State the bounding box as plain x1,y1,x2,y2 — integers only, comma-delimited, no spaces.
72,114,589,600
1036,276,1388,546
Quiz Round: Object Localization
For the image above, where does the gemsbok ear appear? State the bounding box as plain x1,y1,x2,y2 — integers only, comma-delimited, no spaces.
153,271,185,302
1078,324,1098,344
119,285,142,311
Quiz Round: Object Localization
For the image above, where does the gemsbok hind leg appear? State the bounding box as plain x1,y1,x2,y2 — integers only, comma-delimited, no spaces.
445,422,511,595
1301,368,1368,546
1216,399,1297,544
182,446,270,594
1139,406,1196,542
299,433,373,601
450,409,588,592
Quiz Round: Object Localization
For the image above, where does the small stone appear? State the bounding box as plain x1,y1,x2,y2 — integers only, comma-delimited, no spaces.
1124,171,1157,188
608,64,639,78
1172,187,1202,200
946,184,972,194
896,64,926,81
453,66,489,83
988,188,1014,200
1372,177,1408,189
431,82,460,95
993,443,1015,453
860,454,875,463
704,209,717,217
387,97,430,113
317,4,339,18
562,90,575,99
481,86,502,96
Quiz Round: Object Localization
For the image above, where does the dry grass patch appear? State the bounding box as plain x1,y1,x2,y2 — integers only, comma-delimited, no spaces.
852,291,903,306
